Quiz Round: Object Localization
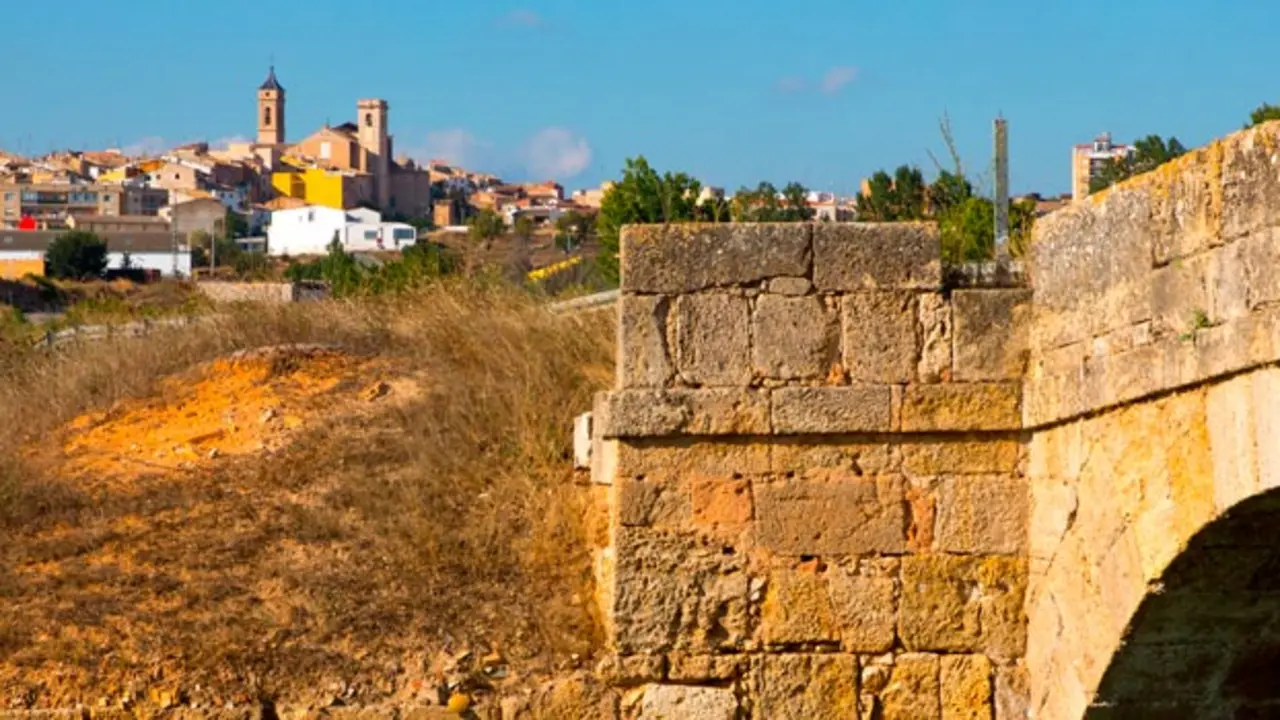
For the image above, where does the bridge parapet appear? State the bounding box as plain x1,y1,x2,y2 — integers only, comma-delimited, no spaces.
593,222,1034,718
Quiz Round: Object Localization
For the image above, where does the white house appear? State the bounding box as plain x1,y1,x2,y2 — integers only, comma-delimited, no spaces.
266,205,417,257
0,230,192,278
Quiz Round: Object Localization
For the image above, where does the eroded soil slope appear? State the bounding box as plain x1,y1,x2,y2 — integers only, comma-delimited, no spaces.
0,293,614,715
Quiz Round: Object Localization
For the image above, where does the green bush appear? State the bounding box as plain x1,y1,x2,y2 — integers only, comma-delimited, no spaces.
45,231,108,280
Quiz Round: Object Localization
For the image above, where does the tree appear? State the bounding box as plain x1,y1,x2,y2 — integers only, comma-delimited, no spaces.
513,214,534,248
1089,134,1187,193
1247,103,1280,128
856,165,927,221
45,230,108,280
939,196,994,264
596,156,704,284
554,210,593,254
467,208,506,253
223,212,249,240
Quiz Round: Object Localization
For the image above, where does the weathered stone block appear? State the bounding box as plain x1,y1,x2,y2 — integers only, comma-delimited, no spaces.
616,438,771,477
899,554,1027,659
1151,142,1225,265
602,389,770,438
881,653,940,720
952,289,1032,381
753,294,838,380
621,223,812,293
755,654,858,719
994,663,1029,720
918,292,953,382
635,684,738,720
1239,227,1280,309
812,222,941,290
940,655,993,720
618,294,674,387
768,276,813,295
902,439,1021,476
934,475,1028,554
842,291,919,383
755,476,905,555
611,527,753,654
616,475,690,528
666,654,745,682
597,653,667,685
760,566,841,647
675,293,752,385
1150,253,1211,338
1222,123,1280,242
689,474,752,531
826,558,898,652
771,386,893,434
900,383,1022,432
772,439,898,477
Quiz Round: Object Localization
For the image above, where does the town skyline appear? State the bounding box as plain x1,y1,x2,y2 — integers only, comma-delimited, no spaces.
4,0,1278,196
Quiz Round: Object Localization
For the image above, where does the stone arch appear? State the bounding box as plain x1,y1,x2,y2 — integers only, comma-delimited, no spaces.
1087,487,1280,717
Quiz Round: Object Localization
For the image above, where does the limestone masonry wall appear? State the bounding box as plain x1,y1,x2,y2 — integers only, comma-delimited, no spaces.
1024,120,1280,717
593,223,1034,718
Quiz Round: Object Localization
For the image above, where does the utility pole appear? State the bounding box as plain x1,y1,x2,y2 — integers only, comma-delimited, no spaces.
171,190,179,277
993,116,1010,261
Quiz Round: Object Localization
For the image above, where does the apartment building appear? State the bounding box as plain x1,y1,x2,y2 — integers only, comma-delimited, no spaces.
0,183,170,229
1071,132,1133,202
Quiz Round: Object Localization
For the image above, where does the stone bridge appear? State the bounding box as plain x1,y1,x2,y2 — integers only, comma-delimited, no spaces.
588,121,1280,718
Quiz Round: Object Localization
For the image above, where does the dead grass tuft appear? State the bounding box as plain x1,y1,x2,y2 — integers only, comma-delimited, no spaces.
0,280,616,709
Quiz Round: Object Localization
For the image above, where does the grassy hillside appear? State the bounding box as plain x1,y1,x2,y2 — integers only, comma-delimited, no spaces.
0,282,615,712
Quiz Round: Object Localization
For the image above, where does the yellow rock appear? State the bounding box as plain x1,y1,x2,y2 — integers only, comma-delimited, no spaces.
446,692,471,713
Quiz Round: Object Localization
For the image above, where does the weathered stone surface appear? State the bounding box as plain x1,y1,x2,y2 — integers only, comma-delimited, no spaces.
666,654,745,682
952,289,1031,381
994,663,1029,720
616,475,690,527
612,527,752,654
768,276,813,295
1150,252,1211,338
900,384,1022,432
602,389,769,437
1221,123,1280,242
618,294,675,388
826,558,898,652
617,438,770,477
755,476,905,555
812,222,941,290
621,223,812,293
755,654,858,719
899,555,1027,659
528,673,621,720
940,655,993,720
918,292,953,382
760,566,840,647
934,475,1028,554
842,291,919,383
1151,141,1224,265
597,653,667,686
772,386,893,434
675,293,752,385
752,294,838,380
689,474,752,531
635,684,738,720
772,439,898,476
1239,226,1280,309
902,439,1021,476
881,654,940,720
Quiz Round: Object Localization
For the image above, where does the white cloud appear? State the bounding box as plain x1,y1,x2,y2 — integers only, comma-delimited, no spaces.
417,129,495,168
502,9,543,27
820,66,859,95
520,127,592,180
119,136,169,157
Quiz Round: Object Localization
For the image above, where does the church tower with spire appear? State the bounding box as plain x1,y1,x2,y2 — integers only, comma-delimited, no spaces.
257,66,286,146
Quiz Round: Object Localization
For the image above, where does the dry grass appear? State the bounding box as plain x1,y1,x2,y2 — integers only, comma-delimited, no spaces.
0,281,616,710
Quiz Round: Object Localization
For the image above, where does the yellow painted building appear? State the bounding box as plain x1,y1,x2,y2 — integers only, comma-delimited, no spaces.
0,257,44,280
270,167,372,210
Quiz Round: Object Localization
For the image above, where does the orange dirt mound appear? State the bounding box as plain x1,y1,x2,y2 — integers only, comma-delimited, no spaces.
53,346,388,489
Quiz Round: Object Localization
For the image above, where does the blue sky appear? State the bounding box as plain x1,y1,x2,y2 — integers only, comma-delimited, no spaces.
4,0,1278,196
